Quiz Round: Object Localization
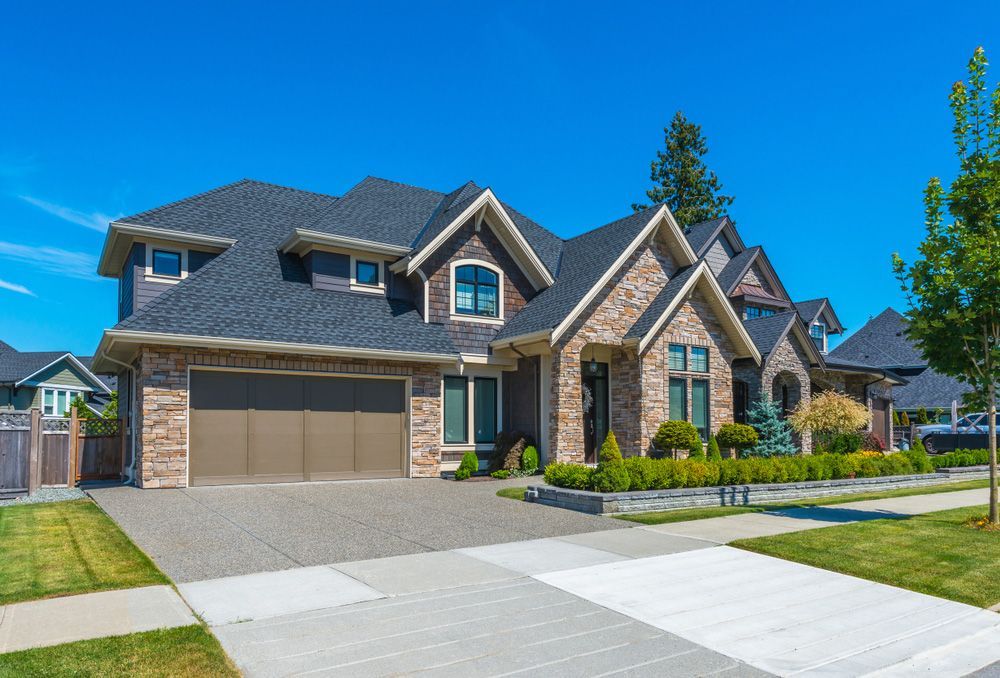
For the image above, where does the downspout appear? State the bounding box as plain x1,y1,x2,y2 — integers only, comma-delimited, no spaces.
98,351,137,484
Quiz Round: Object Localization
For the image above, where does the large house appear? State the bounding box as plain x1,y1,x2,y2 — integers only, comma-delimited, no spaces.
0,340,112,416
91,178,902,488
830,308,971,424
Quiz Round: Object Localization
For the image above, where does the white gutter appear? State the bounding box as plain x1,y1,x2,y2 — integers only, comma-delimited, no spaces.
98,222,237,277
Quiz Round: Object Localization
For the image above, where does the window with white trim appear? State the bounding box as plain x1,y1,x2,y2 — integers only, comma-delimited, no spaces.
454,264,499,318
810,322,826,352
355,260,379,287
42,388,81,417
151,249,182,278
745,306,776,320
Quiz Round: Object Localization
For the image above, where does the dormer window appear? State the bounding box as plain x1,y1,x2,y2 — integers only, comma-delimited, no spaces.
811,322,827,352
355,260,379,286
452,262,502,321
145,246,187,283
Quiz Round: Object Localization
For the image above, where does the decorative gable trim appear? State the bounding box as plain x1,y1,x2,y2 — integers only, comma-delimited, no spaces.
14,353,112,393
691,215,746,257
623,260,761,362
549,205,698,346
724,246,791,301
390,189,555,290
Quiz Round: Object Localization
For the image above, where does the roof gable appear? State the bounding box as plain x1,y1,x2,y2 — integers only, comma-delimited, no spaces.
742,310,824,368
715,246,791,302
0,351,110,392
623,261,760,361
794,298,845,334
683,216,745,257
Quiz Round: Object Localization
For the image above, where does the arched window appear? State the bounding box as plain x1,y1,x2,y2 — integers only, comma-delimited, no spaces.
454,264,499,318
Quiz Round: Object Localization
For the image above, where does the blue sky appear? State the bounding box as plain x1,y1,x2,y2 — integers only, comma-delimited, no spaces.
1,1,996,355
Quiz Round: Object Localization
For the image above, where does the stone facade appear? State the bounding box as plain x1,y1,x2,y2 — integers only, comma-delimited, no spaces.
549,238,679,461
642,289,737,453
733,334,814,452
134,346,442,488
419,216,536,354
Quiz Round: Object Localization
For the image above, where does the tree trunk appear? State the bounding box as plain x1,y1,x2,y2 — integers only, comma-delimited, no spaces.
990,384,998,524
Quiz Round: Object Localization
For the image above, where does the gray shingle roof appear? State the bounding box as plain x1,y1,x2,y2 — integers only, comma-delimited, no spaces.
0,351,71,384
829,308,925,367
794,298,826,325
410,184,485,252
0,340,15,355
498,200,564,276
624,265,700,342
716,246,761,294
741,311,798,359
892,367,972,409
115,181,457,356
684,217,727,256
494,208,659,341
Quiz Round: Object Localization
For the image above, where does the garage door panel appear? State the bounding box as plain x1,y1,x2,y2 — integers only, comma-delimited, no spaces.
305,377,356,477
189,371,249,484
251,374,304,478
190,371,406,486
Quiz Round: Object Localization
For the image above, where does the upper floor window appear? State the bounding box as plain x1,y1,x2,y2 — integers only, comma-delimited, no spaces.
745,306,775,320
811,322,826,352
690,347,709,373
454,264,499,318
668,344,687,371
151,249,182,278
355,260,379,287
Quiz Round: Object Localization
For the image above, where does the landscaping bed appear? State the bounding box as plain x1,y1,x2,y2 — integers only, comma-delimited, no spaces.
527,471,981,515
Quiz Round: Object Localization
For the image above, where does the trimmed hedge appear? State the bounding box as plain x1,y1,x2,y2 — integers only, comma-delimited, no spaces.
930,448,991,469
543,452,925,492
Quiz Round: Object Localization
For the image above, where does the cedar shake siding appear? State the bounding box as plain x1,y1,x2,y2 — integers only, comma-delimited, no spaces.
703,237,735,275
419,216,537,354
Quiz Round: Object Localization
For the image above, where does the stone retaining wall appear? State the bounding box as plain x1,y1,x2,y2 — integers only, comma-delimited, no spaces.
526,471,989,515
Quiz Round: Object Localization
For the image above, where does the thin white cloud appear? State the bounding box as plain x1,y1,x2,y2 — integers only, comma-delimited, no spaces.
0,278,35,296
0,241,98,280
19,195,119,232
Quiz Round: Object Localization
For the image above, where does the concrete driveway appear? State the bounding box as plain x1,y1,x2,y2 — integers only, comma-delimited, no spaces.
89,478,626,583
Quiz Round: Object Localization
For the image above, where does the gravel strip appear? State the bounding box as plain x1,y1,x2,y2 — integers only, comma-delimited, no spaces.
0,487,86,507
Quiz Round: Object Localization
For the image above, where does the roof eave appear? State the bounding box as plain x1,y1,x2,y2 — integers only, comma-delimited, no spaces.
98,221,237,278
279,228,412,257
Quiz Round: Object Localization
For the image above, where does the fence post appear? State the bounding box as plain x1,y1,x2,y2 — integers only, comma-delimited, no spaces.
28,408,41,495
69,406,79,488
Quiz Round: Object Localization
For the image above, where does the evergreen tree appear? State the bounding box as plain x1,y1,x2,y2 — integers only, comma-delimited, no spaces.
633,111,735,225
746,395,797,457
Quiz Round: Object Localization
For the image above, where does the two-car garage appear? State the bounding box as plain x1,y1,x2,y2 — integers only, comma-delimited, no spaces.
188,369,408,486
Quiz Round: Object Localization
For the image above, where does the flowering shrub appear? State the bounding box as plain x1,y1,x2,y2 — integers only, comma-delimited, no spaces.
788,391,872,436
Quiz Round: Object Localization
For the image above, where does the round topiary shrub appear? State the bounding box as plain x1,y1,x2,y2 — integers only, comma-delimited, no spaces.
653,420,700,459
455,451,479,481
716,423,759,457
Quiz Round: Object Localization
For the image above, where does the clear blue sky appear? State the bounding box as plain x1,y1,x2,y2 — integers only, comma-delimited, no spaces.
1,1,996,355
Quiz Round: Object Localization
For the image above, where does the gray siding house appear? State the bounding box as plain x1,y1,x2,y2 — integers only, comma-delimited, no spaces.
91,177,900,488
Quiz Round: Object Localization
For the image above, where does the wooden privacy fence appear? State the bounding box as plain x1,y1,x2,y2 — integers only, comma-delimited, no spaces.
0,408,124,498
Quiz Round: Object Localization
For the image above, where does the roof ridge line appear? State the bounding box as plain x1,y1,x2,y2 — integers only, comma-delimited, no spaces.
118,179,255,224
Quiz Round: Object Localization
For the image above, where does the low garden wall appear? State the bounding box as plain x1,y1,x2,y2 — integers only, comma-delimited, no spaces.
526,471,986,515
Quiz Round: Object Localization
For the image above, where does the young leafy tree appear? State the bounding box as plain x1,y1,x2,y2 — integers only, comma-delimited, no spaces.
633,111,735,224
892,46,1000,524
102,390,119,419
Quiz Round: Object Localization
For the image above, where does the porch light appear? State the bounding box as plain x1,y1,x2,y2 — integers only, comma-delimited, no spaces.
588,356,598,374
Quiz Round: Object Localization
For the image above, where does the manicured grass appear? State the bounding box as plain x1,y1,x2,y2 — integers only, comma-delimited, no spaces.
733,505,1000,608
0,625,239,678
0,499,168,605
612,478,990,525
496,486,528,501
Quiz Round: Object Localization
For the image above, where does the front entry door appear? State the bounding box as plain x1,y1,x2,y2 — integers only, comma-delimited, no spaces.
582,362,609,464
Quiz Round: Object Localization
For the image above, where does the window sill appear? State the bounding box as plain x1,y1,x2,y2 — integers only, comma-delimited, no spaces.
145,274,184,285
349,283,385,295
449,313,504,326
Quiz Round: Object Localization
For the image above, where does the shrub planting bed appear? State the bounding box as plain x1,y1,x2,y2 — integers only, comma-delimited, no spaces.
544,450,931,494
929,448,991,469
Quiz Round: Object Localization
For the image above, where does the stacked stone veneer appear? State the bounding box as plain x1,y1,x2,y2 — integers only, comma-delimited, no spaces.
550,240,677,461
134,346,441,488
642,289,737,453
419,216,536,354
733,334,813,452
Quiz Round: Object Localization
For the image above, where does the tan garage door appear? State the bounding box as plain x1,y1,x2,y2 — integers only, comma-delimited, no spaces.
189,370,406,486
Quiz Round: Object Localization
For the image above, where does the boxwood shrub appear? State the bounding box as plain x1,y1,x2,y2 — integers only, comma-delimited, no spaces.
544,451,927,492
929,448,990,469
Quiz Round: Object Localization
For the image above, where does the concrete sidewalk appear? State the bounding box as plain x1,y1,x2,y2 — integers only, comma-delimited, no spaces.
644,486,991,544
0,586,196,653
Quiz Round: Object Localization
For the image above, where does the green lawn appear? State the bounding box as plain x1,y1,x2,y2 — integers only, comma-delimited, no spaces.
613,479,990,525
0,625,239,677
496,486,528,501
733,505,1000,608
0,499,168,605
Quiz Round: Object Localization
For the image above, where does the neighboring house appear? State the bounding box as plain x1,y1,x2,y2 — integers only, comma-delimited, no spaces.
90,178,901,489
0,341,112,416
830,308,971,424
